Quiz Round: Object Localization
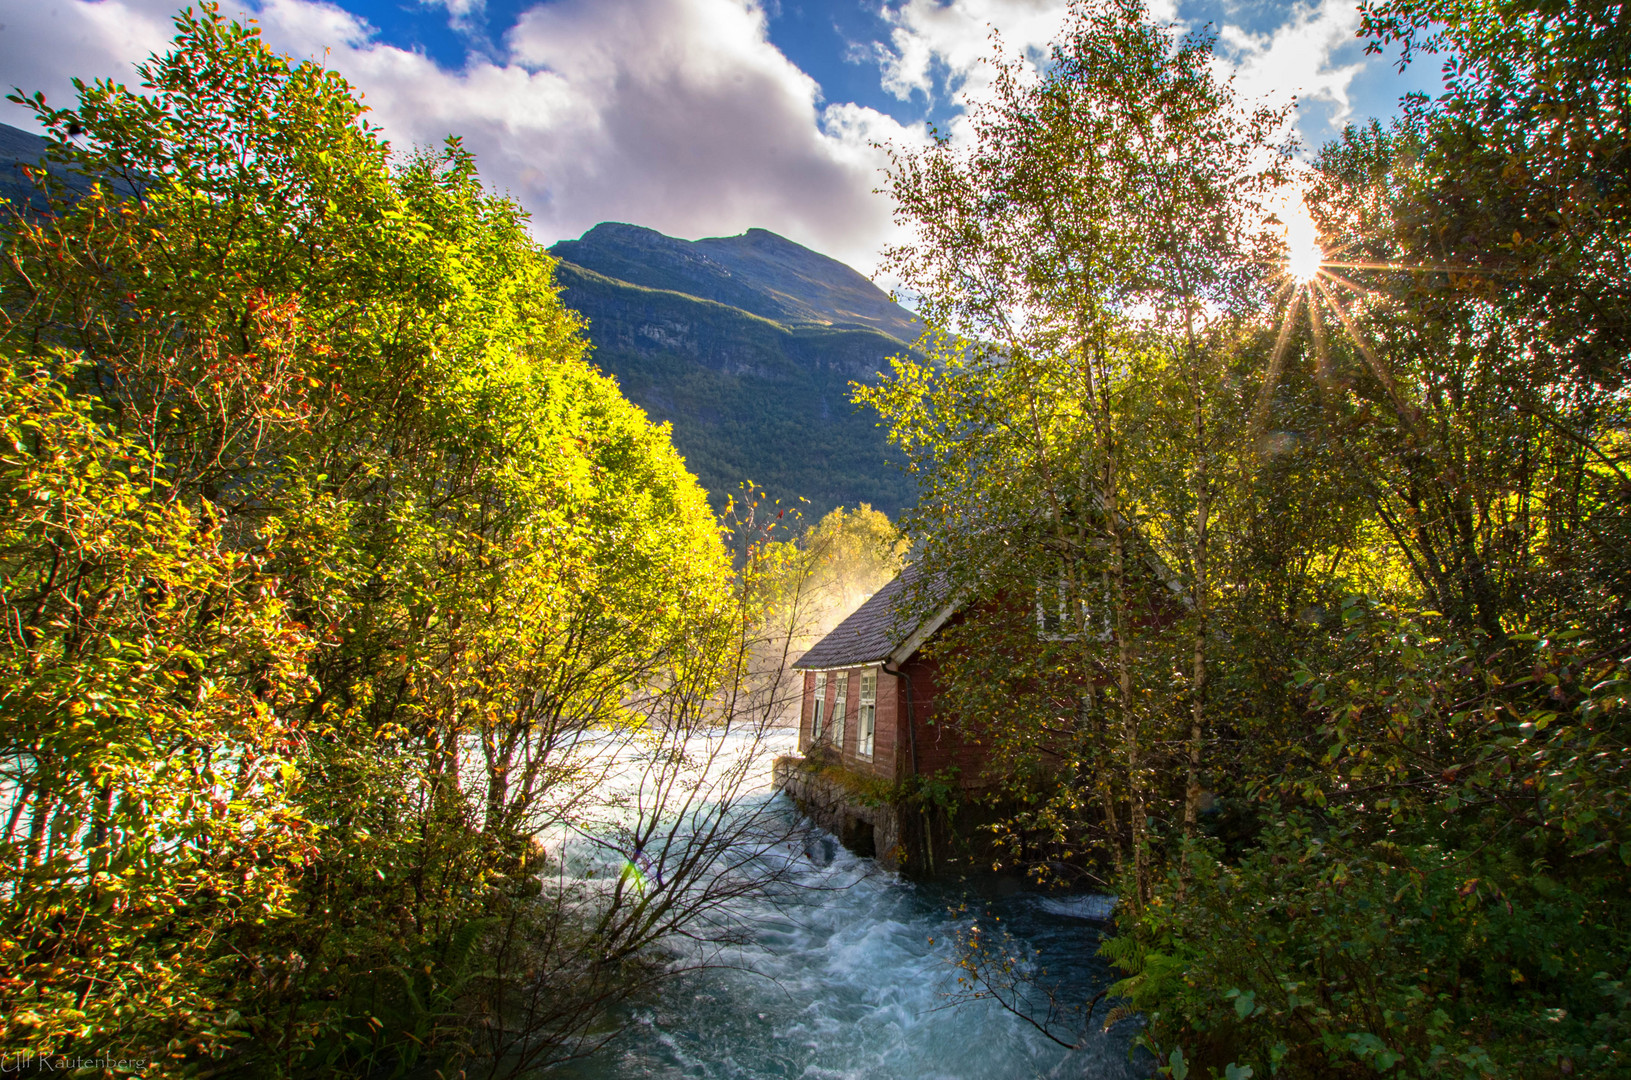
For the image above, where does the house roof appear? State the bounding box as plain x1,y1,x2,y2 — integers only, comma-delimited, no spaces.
792,514,1189,673
792,564,956,671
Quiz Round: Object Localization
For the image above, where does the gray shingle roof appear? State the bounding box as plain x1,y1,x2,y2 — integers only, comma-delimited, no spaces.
792,565,950,670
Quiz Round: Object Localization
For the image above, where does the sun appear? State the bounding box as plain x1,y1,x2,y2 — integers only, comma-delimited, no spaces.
1276,191,1324,284
1286,233,1323,284
1248,176,1499,455
1250,183,1453,448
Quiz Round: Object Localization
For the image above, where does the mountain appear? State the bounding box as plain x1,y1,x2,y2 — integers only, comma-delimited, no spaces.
0,123,91,213
552,222,922,343
0,123,44,210
548,223,922,523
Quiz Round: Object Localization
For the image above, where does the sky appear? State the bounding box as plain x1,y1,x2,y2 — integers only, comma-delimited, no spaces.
0,0,1444,276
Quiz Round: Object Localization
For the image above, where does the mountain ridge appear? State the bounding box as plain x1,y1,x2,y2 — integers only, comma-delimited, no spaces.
547,222,920,523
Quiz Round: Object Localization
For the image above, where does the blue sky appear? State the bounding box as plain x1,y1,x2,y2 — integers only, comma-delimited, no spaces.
297,0,1439,138
1,0,1444,275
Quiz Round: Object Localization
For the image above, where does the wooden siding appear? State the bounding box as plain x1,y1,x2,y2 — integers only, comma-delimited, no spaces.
872,667,899,779
797,657,987,787
797,666,900,780
798,671,815,753
893,654,986,787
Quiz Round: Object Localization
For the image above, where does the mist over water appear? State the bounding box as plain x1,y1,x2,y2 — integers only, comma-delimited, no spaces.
556,740,1146,1080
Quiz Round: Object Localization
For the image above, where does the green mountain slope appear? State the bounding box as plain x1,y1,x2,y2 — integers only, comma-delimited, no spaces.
548,225,920,522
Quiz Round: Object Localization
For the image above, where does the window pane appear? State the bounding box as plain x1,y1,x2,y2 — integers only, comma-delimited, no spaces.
832,674,847,750
812,672,826,740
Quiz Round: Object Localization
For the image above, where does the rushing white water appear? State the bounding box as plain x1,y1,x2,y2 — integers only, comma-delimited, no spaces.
554,752,1147,1080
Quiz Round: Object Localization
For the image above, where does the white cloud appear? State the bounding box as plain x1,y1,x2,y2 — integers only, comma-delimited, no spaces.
420,0,483,20
878,0,1067,111
0,0,1370,281
0,0,928,275
0,0,177,119
416,0,485,38
873,0,1365,151
1211,1,1367,145
473,0,906,266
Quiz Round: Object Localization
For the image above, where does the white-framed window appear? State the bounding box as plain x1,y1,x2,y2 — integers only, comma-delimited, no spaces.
858,670,877,759
811,672,826,741
831,673,848,751
1037,566,1110,641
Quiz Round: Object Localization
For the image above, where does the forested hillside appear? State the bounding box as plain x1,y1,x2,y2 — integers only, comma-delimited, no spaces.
549,223,920,521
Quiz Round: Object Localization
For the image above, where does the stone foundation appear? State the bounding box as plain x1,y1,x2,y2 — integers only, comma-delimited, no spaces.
774,756,1123,914
773,756,904,869
774,755,1008,876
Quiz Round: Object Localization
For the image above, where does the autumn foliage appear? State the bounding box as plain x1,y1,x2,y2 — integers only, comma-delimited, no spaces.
0,8,777,1076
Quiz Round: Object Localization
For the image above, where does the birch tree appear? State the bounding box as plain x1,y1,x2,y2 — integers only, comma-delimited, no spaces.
860,0,1282,901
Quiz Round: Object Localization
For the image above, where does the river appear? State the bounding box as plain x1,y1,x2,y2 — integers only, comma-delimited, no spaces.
554,732,1147,1080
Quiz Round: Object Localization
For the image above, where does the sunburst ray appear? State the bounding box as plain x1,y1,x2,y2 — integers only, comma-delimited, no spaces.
1251,186,1496,463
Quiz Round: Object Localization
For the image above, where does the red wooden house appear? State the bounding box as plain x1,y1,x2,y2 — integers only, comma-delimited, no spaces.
791,566,987,786
783,539,1186,867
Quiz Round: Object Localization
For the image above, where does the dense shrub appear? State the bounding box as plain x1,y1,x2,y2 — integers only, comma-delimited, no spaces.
1112,821,1631,1077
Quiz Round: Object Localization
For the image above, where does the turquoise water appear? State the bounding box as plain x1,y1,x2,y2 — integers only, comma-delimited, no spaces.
557,792,1146,1080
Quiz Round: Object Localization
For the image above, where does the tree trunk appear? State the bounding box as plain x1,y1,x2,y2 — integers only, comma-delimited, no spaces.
1097,369,1146,907
1182,309,1211,858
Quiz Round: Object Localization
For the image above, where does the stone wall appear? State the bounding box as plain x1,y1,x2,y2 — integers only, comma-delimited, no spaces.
773,756,903,869
773,755,1006,876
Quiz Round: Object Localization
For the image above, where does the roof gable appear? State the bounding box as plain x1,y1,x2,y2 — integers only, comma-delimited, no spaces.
791,512,1188,672
792,565,953,670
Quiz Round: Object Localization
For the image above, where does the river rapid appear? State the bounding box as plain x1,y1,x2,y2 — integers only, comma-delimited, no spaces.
555,733,1147,1080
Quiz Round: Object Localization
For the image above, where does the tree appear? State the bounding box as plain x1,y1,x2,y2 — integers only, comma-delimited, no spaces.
866,1,1631,1074
861,0,1283,903
0,337,319,1063
758,503,907,655
1098,2,1631,1073
1288,0,1631,637
1360,0,1630,392
1,8,800,1075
